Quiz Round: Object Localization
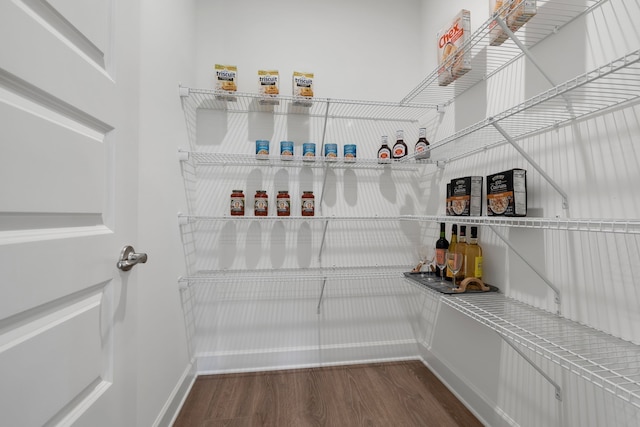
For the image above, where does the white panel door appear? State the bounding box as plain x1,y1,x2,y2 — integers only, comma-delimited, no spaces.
0,1,140,426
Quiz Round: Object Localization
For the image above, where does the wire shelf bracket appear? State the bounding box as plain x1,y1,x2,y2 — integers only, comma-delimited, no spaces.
491,120,569,210
489,225,561,314
499,332,563,402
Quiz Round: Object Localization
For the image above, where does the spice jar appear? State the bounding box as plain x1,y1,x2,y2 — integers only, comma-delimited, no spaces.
254,190,268,216
276,191,290,216
301,191,315,216
230,190,245,216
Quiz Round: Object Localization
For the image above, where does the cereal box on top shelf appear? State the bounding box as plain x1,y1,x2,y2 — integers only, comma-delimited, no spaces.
489,0,510,46
214,64,237,92
258,70,279,96
437,9,472,86
507,0,537,33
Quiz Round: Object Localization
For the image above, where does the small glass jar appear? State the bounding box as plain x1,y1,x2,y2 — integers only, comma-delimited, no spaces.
254,190,268,216
230,190,245,216
301,191,315,216
276,191,290,216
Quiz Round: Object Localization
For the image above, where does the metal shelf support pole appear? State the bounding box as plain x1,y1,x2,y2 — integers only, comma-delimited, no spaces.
489,225,561,314
491,120,569,209
319,220,329,262
317,277,327,315
499,333,563,402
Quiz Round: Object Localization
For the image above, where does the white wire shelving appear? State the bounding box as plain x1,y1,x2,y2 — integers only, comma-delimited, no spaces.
402,215,640,235
404,282,640,409
178,214,411,224
401,0,607,106
403,49,640,163
179,150,435,171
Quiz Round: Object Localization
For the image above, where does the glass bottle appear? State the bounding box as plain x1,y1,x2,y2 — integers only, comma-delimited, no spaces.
445,224,458,281
392,129,407,159
414,127,430,160
377,135,391,164
465,226,483,279
435,222,449,278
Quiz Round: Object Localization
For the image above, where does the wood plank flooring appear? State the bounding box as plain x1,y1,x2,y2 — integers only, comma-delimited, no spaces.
173,361,482,427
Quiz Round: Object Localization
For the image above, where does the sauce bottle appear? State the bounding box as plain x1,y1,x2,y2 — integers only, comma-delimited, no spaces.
277,191,290,216
230,190,245,216
392,130,407,159
414,127,430,160
254,190,268,216
377,135,391,164
301,191,315,216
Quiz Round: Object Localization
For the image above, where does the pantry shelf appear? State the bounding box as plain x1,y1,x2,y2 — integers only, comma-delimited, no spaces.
403,215,640,235
401,0,606,105
406,286,640,409
179,150,433,170
407,49,640,163
178,213,413,224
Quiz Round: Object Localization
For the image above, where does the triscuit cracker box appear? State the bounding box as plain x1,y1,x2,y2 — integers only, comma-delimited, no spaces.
292,71,314,98
258,70,279,96
437,10,472,86
214,64,237,92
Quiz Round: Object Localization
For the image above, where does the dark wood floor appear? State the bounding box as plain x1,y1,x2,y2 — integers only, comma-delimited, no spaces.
173,360,482,427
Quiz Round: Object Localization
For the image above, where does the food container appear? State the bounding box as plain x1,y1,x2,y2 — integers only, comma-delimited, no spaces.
276,191,291,216
324,143,338,160
280,141,294,160
344,144,356,162
256,140,269,159
230,190,245,216
254,190,268,216
302,142,316,161
301,191,315,216
450,176,482,216
487,168,527,216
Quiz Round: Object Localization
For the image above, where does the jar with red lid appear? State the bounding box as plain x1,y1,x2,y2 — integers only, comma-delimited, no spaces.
276,191,290,216
254,190,268,216
301,191,314,216
230,190,245,216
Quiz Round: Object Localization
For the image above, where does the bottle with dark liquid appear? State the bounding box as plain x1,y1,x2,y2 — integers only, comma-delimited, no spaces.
435,222,449,279
377,135,391,164
414,127,430,160
392,129,407,159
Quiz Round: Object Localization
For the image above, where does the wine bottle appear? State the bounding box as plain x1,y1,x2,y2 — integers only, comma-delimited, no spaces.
445,224,458,281
435,222,449,278
465,226,483,279
457,225,468,278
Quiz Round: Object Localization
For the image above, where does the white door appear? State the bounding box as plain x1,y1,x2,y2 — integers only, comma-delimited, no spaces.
0,1,140,426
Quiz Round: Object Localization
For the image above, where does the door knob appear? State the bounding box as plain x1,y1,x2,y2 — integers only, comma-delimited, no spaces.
117,245,148,271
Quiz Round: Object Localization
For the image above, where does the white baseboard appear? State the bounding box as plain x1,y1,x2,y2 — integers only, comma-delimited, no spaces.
194,339,420,374
416,340,516,427
153,359,197,427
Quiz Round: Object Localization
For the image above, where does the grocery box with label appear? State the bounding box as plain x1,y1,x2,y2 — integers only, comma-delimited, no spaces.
437,9,471,86
450,176,482,216
487,168,527,216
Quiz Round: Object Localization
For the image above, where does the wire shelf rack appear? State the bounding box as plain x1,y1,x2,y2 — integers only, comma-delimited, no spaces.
181,151,433,170
406,49,640,162
430,291,640,409
403,215,640,235
401,0,607,105
178,214,414,224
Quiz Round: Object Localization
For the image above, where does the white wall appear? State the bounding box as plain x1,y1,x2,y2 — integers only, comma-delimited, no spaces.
165,0,640,426
138,1,197,426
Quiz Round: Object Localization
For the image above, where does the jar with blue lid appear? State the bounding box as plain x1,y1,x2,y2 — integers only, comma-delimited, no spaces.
302,142,316,161
280,141,294,160
256,140,269,159
324,143,338,160
343,144,356,162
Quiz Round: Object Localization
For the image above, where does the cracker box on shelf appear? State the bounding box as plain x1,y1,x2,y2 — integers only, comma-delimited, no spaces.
292,71,314,98
258,69,279,96
487,168,527,216
450,176,483,216
437,9,472,86
214,64,238,92
507,0,537,33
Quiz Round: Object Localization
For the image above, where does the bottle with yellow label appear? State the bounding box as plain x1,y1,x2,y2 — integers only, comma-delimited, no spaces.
464,226,483,279
445,224,458,281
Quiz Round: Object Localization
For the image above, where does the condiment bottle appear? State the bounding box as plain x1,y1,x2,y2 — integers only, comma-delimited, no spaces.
230,190,245,216
377,135,391,164
414,127,430,160
277,191,290,216
301,191,315,216
254,190,268,216
392,129,407,159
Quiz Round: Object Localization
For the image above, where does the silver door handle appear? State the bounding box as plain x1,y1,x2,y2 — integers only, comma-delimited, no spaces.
117,245,148,271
